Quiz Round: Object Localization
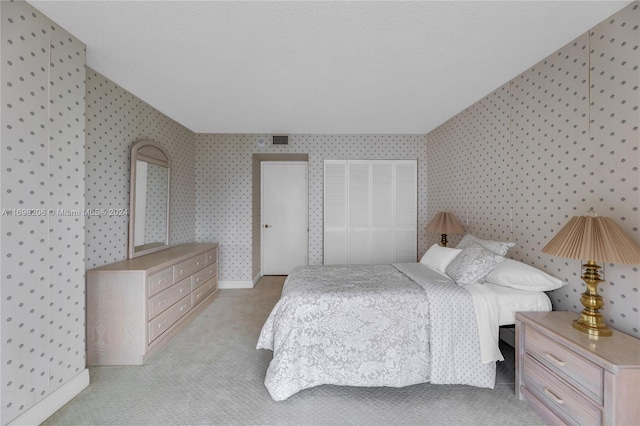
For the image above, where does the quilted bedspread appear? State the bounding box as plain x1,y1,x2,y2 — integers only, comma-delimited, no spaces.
256,264,496,401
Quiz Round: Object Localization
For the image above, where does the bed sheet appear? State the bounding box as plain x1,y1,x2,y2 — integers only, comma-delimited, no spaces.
464,281,552,363
482,282,552,325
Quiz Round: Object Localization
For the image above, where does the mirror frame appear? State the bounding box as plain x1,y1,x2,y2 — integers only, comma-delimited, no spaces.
128,139,171,259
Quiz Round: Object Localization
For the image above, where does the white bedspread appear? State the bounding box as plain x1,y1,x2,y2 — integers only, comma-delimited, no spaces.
256,264,495,400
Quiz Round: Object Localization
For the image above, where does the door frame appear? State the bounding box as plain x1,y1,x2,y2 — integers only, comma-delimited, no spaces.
260,161,309,275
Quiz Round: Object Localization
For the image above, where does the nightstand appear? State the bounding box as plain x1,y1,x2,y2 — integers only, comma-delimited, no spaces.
516,311,640,425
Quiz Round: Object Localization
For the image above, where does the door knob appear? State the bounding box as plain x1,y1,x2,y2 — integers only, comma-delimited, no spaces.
264,224,272,228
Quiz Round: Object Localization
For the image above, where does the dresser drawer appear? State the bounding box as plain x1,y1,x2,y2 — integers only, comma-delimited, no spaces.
203,276,217,296
148,267,174,296
148,278,191,319
148,294,192,343
523,354,601,425
173,254,206,282
192,277,216,306
525,326,603,404
192,285,208,306
205,249,217,266
192,265,217,290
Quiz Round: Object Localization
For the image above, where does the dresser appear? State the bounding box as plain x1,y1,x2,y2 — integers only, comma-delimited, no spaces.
87,243,219,365
516,311,640,425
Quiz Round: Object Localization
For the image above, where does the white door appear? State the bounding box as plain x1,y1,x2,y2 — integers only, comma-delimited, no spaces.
261,162,308,275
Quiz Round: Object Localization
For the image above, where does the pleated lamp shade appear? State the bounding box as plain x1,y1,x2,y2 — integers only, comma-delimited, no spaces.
541,215,640,264
426,212,464,234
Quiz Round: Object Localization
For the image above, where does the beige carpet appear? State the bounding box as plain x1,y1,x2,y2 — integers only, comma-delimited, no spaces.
43,276,543,425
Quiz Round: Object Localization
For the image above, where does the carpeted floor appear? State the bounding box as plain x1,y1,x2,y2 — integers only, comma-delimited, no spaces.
43,276,543,425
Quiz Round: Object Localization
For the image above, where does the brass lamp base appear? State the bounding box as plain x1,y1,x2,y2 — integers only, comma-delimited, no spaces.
440,234,448,247
573,260,612,337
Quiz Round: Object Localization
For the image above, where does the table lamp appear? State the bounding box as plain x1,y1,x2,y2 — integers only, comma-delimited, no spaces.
541,209,640,336
426,212,464,247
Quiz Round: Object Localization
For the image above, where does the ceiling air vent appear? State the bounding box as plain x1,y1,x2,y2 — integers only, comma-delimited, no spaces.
272,135,289,145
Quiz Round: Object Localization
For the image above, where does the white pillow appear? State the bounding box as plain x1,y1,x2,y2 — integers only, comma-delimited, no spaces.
445,244,505,286
420,244,462,274
456,234,515,256
484,259,564,291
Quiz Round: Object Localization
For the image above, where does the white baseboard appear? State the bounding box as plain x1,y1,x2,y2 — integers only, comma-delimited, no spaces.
219,280,254,289
252,272,262,287
9,369,89,426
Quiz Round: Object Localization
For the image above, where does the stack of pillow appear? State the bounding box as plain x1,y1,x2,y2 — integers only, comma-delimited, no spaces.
420,234,563,291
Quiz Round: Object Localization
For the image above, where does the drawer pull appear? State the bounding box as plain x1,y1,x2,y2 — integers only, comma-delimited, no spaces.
197,261,201,266
196,293,201,299
180,304,187,312
159,279,167,285
158,319,167,329
545,352,566,366
196,278,201,282
158,299,166,306
543,387,565,405
180,269,185,274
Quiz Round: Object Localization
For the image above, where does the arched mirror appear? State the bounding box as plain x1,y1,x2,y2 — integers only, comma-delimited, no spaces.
128,140,170,259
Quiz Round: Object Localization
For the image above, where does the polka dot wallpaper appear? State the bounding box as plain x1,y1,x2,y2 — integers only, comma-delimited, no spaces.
85,70,196,269
1,1,86,422
194,134,428,283
427,83,512,243
427,2,639,337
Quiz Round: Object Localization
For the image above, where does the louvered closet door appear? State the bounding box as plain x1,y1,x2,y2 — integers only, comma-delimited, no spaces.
394,161,417,262
323,161,347,264
348,161,370,264
323,160,416,265
371,161,394,263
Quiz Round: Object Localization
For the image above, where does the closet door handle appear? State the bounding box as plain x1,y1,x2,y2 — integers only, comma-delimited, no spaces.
264,224,272,228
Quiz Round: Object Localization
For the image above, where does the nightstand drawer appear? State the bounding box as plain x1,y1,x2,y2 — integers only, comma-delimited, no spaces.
525,326,603,404
520,385,568,426
523,354,601,425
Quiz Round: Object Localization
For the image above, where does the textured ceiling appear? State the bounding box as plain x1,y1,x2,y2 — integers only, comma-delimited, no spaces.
28,1,630,134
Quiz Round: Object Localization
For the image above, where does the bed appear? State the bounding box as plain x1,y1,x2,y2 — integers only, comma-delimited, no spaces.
257,263,550,401
257,257,554,401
